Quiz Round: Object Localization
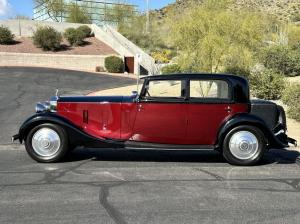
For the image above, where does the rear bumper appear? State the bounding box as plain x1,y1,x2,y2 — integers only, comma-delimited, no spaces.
273,131,297,148
287,137,297,147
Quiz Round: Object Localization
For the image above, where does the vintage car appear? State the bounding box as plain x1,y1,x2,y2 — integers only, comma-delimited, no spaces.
12,74,297,165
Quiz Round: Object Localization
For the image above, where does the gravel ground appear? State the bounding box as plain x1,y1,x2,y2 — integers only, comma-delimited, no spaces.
0,37,117,55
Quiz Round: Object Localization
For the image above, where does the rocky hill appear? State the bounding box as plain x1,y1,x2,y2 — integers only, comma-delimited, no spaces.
154,0,300,22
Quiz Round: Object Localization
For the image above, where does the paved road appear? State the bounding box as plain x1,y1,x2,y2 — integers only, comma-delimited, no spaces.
0,146,299,224
0,67,135,145
0,67,300,224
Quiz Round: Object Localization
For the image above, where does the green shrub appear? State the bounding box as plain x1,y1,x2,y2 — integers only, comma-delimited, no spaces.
224,66,251,80
105,56,124,73
282,83,300,121
0,26,14,44
33,26,62,51
77,25,92,38
64,28,86,46
291,13,300,22
261,46,300,77
161,64,181,74
250,68,286,100
66,3,91,24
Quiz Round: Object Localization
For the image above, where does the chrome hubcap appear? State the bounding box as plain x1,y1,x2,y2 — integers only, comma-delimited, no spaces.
32,128,61,157
229,131,259,160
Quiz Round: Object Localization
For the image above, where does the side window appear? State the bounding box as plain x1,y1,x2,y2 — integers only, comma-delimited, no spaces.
190,80,229,99
145,80,184,98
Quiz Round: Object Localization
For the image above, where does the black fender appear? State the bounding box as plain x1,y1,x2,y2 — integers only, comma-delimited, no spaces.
216,113,288,149
16,112,124,148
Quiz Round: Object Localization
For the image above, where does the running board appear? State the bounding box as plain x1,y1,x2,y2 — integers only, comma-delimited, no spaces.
124,141,215,150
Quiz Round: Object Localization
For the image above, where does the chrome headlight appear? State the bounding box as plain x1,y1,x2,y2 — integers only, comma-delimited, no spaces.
35,102,50,113
35,96,58,113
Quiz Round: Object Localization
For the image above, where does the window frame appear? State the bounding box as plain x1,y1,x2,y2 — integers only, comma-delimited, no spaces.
188,77,233,104
140,79,188,103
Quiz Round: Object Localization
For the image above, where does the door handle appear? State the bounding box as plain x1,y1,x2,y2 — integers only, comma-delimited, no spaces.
138,104,144,111
225,106,232,113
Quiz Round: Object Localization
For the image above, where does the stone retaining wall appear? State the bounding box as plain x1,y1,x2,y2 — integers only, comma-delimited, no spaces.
0,52,115,72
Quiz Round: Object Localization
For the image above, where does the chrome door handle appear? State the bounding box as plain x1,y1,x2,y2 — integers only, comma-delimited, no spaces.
225,106,232,113
138,104,144,111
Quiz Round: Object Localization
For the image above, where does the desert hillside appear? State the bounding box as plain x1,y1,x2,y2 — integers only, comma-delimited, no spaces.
155,0,300,21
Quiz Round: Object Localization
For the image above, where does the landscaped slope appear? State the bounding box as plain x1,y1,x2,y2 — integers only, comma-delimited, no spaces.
0,37,117,55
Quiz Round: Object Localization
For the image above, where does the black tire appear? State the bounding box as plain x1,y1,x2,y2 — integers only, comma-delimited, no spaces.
25,123,69,163
222,125,266,166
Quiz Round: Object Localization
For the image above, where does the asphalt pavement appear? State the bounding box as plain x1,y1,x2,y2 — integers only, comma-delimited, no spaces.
0,67,299,224
0,67,135,145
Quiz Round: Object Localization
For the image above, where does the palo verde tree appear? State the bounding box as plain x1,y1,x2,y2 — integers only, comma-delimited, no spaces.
106,4,137,29
169,0,268,73
66,3,91,24
35,0,65,22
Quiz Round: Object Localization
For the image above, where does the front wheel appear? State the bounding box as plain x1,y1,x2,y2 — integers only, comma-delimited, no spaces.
25,123,69,163
222,125,266,166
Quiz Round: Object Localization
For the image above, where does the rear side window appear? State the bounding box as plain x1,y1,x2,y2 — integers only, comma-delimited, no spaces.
145,80,184,98
190,80,229,99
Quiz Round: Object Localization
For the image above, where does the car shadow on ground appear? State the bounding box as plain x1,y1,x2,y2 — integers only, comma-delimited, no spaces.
64,148,300,165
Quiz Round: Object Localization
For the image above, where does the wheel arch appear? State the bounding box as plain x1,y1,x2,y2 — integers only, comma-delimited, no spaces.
19,113,75,145
18,113,122,148
216,113,276,150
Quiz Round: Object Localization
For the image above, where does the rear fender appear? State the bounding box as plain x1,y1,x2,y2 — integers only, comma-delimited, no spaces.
217,113,288,149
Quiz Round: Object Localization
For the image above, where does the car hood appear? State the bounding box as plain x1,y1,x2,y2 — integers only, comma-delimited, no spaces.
58,96,135,103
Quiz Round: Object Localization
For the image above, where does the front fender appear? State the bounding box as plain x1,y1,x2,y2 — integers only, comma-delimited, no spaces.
217,113,288,149
16,112,123,148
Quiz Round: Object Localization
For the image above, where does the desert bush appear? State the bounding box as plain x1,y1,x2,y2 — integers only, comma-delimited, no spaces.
261,46,300,77
0,26,14,44
151,50,175,64
224,66,251,80
105,56,124,73
291,13,300,22
282,83,300,121
250,67,286,100
77,25,92,38
64,28,86,46
161,64,182,74
33,26,62,51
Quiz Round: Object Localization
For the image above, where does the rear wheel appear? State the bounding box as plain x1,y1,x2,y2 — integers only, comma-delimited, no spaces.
222,125,266,166
25,123,69,163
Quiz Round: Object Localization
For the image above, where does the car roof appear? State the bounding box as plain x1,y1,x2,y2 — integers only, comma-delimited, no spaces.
141,73,247,82
141,73,250,103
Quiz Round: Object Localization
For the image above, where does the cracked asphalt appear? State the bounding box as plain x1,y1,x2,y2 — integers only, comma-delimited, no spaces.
0,67,300,224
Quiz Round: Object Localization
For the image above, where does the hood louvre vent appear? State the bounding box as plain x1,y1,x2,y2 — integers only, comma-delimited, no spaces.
83,110,89,124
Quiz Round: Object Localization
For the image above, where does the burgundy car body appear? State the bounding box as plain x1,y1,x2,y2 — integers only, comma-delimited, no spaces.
13,74,296,153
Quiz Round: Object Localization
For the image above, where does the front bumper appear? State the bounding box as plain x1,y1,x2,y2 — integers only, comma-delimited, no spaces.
11,134,20,143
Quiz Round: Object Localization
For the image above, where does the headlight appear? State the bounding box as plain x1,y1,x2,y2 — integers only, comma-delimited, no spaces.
35,96,58,113
35,102,50,113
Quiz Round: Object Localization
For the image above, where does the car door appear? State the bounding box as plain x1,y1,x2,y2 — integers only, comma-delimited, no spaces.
187,78,234,145
131,79,188,144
